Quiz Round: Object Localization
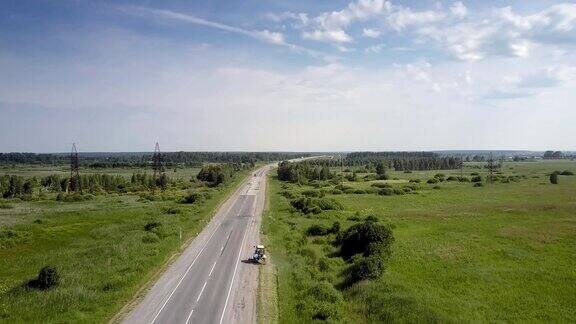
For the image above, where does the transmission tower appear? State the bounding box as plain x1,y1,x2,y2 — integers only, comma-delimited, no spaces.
69,143,82,193
152,142,165,186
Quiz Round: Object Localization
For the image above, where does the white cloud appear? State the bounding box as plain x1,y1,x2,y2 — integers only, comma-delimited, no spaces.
364,43,385,54
362,28,381,38
387,7,444,31
450,2,467,19
297,0,444,43
302,29,352,43
121,6,335,61
255,30,285,45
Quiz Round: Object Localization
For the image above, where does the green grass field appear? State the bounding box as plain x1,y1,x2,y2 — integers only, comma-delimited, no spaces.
263,160,576,323
0,166,250,323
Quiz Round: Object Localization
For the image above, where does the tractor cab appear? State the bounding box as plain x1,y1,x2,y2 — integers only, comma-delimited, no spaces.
253,245,267,264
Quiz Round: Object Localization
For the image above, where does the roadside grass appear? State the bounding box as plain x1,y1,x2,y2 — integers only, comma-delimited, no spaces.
263,160,576,322
0,168,250,323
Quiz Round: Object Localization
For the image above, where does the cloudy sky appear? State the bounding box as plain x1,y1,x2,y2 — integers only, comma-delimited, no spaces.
1,0,575,152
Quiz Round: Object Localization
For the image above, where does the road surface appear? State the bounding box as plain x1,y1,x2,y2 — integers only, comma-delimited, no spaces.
122,166,270,324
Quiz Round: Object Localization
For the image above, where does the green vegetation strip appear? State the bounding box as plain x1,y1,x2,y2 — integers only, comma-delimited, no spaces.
0,168,251,323
263,160,576,322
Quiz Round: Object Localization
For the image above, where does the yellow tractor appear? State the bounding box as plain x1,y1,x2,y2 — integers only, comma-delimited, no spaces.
252,245,267,264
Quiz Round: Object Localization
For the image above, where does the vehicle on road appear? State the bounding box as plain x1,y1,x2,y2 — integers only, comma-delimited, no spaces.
252,245,267,264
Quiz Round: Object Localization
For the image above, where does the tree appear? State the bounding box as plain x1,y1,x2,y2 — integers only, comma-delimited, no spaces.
375,162,388,180
550,172,559,184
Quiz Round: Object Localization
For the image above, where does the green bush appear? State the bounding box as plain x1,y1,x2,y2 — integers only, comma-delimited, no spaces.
340,220,394,260
347,254,385,283
181,191,202,204
306,224,329,236
164,207,182,215
560,170,574,175
301,190,325,198
330,189,343,195
471,175,483,183
446,176,457,181
474,182,484,187
371,182,392,188
290,197,343,214
144,221,161,232
458,177,470,182
426,178,439,184
409,179,421,183
378,188,394,196
28,266,59,290
550,172,559,184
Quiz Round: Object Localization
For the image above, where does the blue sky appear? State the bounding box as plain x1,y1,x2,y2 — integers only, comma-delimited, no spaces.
1,0,575,152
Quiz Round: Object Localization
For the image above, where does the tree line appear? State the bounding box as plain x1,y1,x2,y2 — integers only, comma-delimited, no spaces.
345,152,462,171
0,152,311,167
0,163,249,199
277,161,334,183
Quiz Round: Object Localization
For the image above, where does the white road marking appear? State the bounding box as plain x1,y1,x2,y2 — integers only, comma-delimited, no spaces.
196,281,208,302
184,309,194,324
218,225,248,324
150,219,223,324
208,261,217,277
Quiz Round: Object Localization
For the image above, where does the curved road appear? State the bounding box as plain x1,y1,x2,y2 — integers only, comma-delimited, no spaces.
122,166,269,324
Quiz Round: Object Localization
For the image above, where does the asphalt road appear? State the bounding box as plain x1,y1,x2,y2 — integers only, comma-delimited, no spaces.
123,167,269,324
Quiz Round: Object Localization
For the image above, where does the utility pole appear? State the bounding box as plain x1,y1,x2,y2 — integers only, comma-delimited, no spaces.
69,143,82,194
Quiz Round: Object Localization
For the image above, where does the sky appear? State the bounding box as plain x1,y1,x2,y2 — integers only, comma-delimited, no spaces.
1,0,575,152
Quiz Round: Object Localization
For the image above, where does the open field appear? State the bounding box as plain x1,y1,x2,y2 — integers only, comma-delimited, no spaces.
263,160,576,322
0,166,251,323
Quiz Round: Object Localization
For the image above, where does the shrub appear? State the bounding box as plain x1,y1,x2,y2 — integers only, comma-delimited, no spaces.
434,173,446,181
426,178,438,184
330,189,343,195
347,254,385,283
28,266,59,290
433,185,441,189
164,207,182,214
290,197,343,214
474,182,483,187
392,188,405,195
306,224,329,236
446,176,457,181
144,221,161,232
181,191,202,204
301,190,325,198
0,204,13,209
371,182,391,188
353,189,367,194
378,188,394,196
550,172,559,184
340,220,394,260
409,179,421,183
561,170,574,175
458,177,470,182
471,175,483,183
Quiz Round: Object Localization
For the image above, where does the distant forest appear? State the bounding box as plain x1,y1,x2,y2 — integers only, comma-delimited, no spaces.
0,152,312,167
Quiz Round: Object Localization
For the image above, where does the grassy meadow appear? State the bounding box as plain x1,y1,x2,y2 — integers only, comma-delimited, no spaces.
262,160,576,323
0,165,250,323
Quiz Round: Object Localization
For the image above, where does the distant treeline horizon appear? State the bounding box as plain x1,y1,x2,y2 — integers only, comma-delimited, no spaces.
0,150,573,166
